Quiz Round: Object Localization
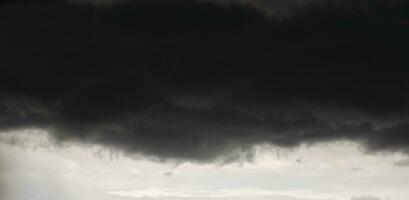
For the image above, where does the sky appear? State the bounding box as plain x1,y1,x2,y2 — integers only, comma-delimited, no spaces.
1,129,409,200
1,0,409,199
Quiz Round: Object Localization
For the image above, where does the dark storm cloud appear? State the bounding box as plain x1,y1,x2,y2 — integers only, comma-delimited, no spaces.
60,0,343,16
1,0,409,162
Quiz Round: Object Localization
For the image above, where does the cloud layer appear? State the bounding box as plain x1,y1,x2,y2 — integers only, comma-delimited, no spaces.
1,0,409,162
351,195,384,200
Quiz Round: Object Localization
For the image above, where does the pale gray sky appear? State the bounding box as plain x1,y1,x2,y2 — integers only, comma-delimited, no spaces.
0,129,408,200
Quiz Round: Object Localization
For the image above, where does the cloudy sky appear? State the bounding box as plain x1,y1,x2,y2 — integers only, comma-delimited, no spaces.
1,130,409,200
1,0,409,199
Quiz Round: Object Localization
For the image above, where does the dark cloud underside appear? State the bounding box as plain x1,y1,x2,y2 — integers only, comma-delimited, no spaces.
1,0,409,162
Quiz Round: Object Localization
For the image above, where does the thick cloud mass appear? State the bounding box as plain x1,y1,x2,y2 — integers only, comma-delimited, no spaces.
1,0,409,162
63,0,347,15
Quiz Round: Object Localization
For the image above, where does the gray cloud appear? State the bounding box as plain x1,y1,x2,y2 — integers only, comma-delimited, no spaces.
2,92,409,163
163,172,173,176
393,159,409,167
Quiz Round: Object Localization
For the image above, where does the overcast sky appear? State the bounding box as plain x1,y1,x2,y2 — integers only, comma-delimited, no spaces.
1,129,409,200
1,0,409,199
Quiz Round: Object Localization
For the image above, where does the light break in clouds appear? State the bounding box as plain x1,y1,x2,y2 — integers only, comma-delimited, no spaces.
0,129,408,200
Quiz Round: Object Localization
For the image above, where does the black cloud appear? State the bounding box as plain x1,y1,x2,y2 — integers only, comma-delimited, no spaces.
1,0,409,162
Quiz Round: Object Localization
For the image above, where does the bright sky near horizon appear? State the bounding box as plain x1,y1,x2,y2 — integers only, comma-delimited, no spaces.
1,129,408,200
